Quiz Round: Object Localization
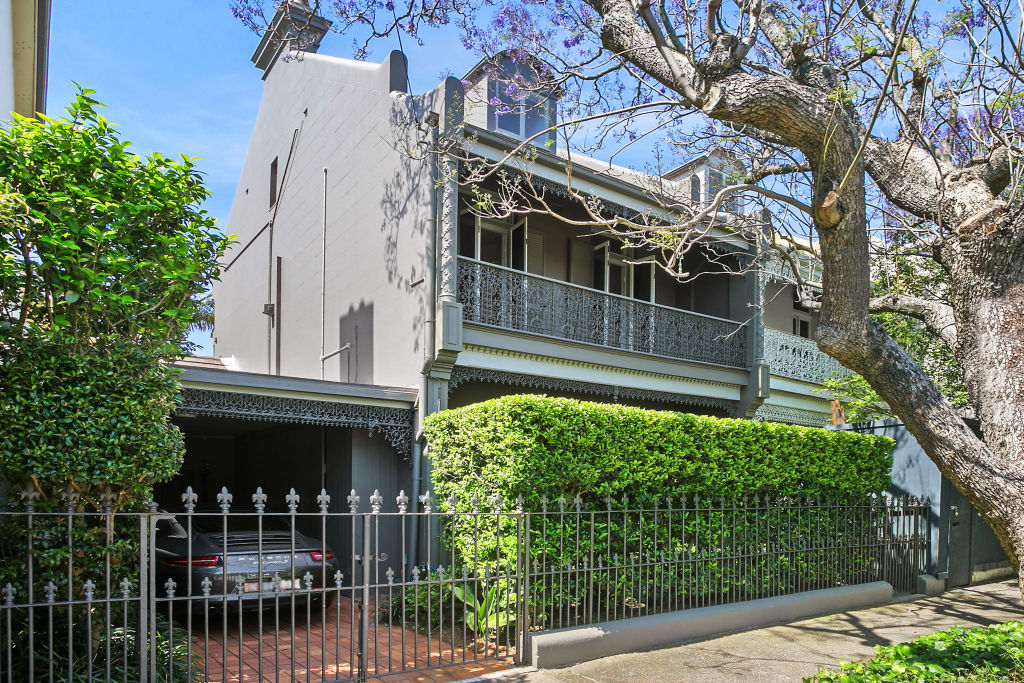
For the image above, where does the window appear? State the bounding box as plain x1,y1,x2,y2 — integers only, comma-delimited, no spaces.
708,169,724,203
793,313,812,338
492,83,552,144
690,175,701,204
707,167,743,213
593,242,654,300
458,212,531,271
269,157,279,208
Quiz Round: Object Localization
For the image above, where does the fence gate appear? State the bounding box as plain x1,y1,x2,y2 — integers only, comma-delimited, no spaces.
0,487,523,683
1,487,929,682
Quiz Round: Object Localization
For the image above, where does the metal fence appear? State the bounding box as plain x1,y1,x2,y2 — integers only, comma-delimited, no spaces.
0,487,929,682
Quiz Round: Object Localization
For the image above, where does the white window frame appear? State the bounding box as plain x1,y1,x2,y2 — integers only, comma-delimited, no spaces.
632,256,657,303
493,90,551,141
792,311,813,339
594,241,634,298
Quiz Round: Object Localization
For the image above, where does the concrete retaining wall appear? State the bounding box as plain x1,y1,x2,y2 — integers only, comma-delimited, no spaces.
529,581,894,668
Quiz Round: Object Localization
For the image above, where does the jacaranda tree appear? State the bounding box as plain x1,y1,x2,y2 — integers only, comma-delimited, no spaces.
233,0,1024,593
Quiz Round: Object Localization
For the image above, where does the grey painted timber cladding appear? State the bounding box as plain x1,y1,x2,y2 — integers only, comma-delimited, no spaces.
529,581,895,669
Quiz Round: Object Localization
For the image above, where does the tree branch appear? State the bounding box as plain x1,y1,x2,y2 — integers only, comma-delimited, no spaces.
868,293,959,349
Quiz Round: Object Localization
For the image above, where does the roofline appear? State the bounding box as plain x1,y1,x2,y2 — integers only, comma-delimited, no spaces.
467,124,664,206
465,125,752,251
173,365,418,408
461,50,552,84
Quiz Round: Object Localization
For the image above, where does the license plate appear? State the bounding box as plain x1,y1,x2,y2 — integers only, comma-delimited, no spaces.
243,578,301,593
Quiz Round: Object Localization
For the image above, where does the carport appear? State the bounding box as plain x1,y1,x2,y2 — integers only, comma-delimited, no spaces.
158,357,418,574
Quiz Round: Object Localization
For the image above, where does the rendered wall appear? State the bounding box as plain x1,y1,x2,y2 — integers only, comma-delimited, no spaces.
764,281,818,336
215,51,458,389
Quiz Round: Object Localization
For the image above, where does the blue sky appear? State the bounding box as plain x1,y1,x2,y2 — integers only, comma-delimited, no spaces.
47,1,477,353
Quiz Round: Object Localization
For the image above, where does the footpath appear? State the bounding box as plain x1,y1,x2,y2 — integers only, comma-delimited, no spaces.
466,579,1024,683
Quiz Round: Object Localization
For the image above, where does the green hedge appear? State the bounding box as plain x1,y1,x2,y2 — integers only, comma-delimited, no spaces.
423,396,894,622
424,395,893,506
808,621,1024,681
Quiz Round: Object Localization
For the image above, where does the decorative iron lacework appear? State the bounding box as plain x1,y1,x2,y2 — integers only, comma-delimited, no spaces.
458,163,750,256
448,365,736,413
754,403,832,428
760,253,823,287
458,258,747,368
177,388,415,455
764,328,851,386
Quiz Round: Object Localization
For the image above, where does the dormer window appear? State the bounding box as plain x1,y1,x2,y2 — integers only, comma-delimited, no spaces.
495,90,551,139
491,83,554,145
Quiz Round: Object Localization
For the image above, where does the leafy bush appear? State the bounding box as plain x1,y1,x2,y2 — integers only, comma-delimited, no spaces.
0,90,226,683
423,396,894,621
424,395,893,508
0,335,185,506
0,89,226,350
376,570,517,640
808,621,1024,681
5,611,199,683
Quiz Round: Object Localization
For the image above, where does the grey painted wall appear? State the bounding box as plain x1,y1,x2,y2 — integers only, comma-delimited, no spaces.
351,430,413,581
764,282,818,337
215,51,456,390
839,420,1008,585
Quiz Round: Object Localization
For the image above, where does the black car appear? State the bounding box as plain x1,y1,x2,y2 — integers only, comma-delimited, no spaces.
154,512,340,608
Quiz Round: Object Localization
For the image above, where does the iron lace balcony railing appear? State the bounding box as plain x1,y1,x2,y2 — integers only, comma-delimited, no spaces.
457,257,747,368
763,327,851,385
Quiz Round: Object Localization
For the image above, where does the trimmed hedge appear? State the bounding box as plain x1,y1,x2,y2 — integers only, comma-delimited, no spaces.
422,396,894,620
424,395,893,507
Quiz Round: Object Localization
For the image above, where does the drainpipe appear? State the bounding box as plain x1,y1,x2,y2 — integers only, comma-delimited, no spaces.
409,110,442,571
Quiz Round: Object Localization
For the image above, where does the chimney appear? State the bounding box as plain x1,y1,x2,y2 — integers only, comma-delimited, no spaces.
251,0,333,78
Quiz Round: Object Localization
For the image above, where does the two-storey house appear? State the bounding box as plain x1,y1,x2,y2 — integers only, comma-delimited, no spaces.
187,1,846,522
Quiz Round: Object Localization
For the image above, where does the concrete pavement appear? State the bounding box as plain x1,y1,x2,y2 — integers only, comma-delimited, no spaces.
468,579,1024,683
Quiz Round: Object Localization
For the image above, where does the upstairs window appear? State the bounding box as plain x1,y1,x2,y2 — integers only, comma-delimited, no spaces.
489,77,555,147
707,168,742,213
689,175,701,204
494,89,551,140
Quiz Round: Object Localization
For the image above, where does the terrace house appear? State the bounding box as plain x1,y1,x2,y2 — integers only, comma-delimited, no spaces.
200,1,847,515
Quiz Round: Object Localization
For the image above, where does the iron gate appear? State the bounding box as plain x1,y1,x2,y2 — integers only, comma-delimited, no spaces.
0,487,928,682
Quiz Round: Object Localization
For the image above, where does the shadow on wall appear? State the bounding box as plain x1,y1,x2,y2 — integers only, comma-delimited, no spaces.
379,92,439,357
338,302,373,384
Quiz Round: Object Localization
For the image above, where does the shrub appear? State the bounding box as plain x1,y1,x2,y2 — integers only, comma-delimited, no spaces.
0,90,226,683
424,395,893,508
423,395,894,619
807,621,1024,681
0,335,185,507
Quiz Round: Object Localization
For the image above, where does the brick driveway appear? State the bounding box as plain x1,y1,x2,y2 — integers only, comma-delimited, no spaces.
189,596,515,682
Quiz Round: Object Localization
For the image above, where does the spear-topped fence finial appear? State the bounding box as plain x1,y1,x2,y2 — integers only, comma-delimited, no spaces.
182,486,198,512
217,486,233,512
285,488,300,513
252,487,268,512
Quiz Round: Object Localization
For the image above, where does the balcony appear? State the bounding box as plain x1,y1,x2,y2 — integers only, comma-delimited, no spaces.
457,257,747,368
764,328,850,385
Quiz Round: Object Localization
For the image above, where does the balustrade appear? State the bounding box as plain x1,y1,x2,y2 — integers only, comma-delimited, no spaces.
457,258,747,368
